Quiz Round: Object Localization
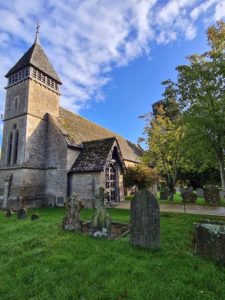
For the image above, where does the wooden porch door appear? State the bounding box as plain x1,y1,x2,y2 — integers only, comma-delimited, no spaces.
106,164,118,203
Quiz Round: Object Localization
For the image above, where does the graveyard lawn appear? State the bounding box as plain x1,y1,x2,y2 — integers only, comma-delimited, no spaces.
1,208,225,300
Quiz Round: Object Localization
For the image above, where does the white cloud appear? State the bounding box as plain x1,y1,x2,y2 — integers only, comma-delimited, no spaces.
215,0,225,19
0,0,224,114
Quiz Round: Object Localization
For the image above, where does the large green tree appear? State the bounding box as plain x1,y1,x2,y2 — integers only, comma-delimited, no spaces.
142,86,184,200
176,20,225,190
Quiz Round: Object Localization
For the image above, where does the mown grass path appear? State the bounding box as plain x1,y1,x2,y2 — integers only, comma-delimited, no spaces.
0,208,225,300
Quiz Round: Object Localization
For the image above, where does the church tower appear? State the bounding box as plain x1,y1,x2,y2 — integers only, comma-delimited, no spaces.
0,25,62,208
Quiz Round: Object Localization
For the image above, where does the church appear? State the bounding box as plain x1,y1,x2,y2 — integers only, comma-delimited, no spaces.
0,29,143,209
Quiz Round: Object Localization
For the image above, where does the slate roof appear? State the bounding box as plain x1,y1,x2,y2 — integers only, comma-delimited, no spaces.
5,42,61,83
52,107,143,163
71,137,119,172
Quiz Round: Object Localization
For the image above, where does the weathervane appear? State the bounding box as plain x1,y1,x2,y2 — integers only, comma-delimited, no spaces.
34,20,40,44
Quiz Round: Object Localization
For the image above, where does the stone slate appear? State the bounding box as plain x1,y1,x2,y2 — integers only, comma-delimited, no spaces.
194,220,225,264
181,191,197,203
203,185,220,205
130,190,160,249
55,107,143,163
6,43,61,83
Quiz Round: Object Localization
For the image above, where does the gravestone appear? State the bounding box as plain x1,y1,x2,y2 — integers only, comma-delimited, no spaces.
160,191,168,200
90,187,111,238
196,188,204,198
63,194,83,232
188,186,193,192
17,208,27,219
31,213,39,221
181,191,197,203
194,220,225,264
203,185,220,205
5,209,13,217
130,190,160,249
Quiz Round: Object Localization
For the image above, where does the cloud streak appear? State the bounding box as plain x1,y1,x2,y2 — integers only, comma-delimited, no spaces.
0,0,223,113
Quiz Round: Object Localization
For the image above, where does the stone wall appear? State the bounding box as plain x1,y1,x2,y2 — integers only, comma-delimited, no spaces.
4,80,29,120
69,172,103,208
28,79,59,118
45,117,70,205
25,115,47,168
0,115,27,166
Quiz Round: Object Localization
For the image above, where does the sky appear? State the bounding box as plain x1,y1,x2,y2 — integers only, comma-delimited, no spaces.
0,0,224,146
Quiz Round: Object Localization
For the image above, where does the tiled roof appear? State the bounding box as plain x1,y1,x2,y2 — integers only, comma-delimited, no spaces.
71,137,117,172
53,107,143,163
5,42,61,83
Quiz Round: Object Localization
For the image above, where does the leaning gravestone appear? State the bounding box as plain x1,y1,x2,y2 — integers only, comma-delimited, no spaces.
17,208,27,219
194,220,225,264
181,191,197,203
203,185,220,205
130,190,160,249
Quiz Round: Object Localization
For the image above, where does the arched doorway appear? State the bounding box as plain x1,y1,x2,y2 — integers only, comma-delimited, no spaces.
106,163,118,203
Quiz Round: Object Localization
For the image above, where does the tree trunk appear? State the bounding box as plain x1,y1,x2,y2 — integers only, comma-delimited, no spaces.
219,156,225,191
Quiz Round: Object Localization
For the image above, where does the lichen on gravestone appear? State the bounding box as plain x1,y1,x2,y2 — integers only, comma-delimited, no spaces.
63,194,83,232
130,190,160,249
90,187,111,237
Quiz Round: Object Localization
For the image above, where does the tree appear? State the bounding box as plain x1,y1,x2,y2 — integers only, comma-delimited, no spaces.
143,96,184,201
124,164,158,190
176,20,225,190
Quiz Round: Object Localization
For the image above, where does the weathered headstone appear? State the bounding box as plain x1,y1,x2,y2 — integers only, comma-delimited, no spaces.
63,194,83,232
90,187,111,238
196,188,204,198
5,209,13,217
160,191,168,200
181,191,197,203
194,220,225,264
17,208,27,219
130,190,160,249
31,213,39,221
203,185,220,205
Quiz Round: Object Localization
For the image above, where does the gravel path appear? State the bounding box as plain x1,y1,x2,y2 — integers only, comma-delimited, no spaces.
114,201,225,217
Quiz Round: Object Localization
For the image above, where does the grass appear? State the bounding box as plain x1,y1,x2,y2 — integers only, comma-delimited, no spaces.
1,208,225,300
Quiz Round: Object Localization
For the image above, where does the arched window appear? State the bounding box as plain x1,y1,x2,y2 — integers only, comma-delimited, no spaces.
7,132,13,165
13,130,19,164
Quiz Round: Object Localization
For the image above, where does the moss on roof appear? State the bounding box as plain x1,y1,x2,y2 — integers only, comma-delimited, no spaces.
54,107,143,162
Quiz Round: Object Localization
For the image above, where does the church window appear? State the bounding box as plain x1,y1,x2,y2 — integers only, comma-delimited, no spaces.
25,68,29,77
47,77,50,86
13,130,19,164
7,132,13,165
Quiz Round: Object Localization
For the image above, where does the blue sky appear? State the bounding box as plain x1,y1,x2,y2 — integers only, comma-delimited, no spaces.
0,0,224,145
